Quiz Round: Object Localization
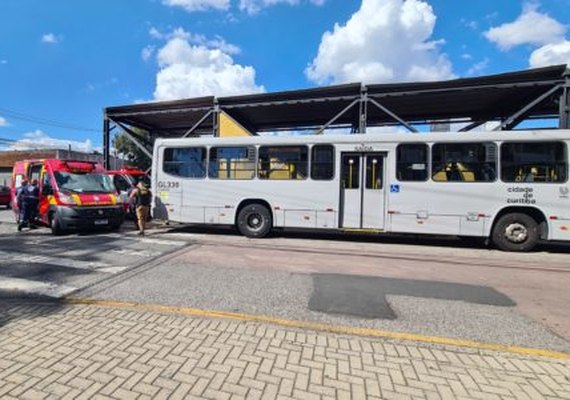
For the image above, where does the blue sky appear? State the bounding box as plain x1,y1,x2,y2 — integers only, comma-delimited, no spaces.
0,0,569,151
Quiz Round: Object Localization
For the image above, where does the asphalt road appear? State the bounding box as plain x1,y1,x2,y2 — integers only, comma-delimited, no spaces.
78,225,570,353
2,208,569,353
0,209,194,299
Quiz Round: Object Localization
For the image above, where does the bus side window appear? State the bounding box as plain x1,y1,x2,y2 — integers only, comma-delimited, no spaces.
396,144,428,182
311,145,335,180
258,146,308,180
432,142,497,183
501,142,567,183
163,147,207,178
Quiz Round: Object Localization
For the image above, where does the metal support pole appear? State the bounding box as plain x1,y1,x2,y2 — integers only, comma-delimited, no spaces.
182,110,214,138
459,120,487,132
494,84,562,131
213,100,220,137
368,98,419,133
559,77,570,129
359,85,368,134
314,98,360,135
103,117,110,169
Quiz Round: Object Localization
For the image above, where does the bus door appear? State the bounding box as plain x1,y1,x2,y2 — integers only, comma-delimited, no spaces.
340,152,386,229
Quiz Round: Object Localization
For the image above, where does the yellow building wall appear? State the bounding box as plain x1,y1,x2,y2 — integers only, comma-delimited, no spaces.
218,111,253,137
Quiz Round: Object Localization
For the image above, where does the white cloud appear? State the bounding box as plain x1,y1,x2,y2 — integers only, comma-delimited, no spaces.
466,58,490,76
8,130,94,153
142,45,155,62
239,0,297,14
0,60,7,65
149,27,165,40
484,3,570,68
240,0,326,14
161,0,229,12
306,0,454,85
460,18,478,30
484,4,566,51
529,41,570,67
41,33,62,44
161,0,324,14
152,28,264,100
0,116,7,127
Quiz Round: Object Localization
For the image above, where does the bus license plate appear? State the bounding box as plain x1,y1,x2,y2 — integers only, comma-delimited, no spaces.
94,219,108,225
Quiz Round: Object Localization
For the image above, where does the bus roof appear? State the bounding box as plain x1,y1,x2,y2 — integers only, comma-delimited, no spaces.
154,129,570,148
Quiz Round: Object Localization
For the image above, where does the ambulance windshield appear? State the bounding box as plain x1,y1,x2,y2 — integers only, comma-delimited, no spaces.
54,171,115,194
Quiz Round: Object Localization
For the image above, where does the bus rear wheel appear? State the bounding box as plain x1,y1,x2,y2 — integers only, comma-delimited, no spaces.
492,213,538,252
237,204,272,238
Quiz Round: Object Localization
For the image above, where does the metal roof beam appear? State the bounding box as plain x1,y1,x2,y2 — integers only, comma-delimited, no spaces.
182,110,214,138
314,99,360,135
112,119,153,160
459,120,487,132
560,77,570,129
108,105,213,118
368,98,418,133
369,79,563,99
493,84,562,131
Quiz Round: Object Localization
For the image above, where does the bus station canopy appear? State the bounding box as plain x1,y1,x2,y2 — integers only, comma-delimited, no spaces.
102,64,570,166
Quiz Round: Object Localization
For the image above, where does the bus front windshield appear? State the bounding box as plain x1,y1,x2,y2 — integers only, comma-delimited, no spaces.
54,171,115,194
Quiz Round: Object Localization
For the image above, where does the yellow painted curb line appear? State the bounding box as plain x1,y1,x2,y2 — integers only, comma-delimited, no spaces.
65,297,570,361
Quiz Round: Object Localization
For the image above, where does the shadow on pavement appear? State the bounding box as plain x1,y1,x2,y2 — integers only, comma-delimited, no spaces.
0,295,66,330
309,274,516,320
168,224,570,254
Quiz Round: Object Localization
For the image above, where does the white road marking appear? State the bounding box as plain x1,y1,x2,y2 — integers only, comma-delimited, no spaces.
110,249,163,257
0,277,77,298
140,237,190,246
97,266,128,274
0,251,111,271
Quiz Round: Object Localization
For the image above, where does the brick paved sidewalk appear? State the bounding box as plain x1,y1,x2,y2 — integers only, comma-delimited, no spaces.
0,303,569,400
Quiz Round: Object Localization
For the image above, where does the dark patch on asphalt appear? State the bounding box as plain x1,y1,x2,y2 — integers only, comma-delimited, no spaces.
309,274,516,319
0,262,93,283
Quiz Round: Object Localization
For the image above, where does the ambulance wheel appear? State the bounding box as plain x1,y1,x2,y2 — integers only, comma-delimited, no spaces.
49,212,63,236
492,213,538,252
237,204,272,238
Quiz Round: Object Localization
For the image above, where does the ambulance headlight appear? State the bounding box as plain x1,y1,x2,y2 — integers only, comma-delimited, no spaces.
58,193,77,205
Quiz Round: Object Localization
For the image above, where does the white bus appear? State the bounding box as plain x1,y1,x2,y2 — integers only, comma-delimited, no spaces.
151,130,570,251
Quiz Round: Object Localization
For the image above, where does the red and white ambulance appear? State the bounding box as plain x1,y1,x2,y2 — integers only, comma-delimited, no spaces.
11,159,124,234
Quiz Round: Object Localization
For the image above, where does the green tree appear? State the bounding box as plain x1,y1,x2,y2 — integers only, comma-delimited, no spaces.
112,128,152,171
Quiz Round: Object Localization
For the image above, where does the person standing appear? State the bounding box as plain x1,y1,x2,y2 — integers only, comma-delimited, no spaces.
16,179,29,231
17,179,39,231
27,179,40,228
129,181,152,236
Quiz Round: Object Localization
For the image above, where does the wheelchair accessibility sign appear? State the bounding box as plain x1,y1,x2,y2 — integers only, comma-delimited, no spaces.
390,184,400,193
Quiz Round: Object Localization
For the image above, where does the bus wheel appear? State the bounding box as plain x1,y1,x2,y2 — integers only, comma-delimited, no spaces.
492,213,538,252
50,212,63,236
237,204,272,238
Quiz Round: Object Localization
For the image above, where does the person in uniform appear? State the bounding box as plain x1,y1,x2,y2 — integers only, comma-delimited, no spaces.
16,179,29,230
17,179,39,231
128,180,152,236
